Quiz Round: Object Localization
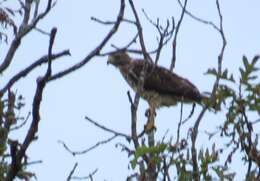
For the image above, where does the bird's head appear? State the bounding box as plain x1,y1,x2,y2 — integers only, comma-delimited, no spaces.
107,52,131,67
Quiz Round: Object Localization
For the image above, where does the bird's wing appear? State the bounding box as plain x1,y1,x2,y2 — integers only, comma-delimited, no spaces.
130,60,202,102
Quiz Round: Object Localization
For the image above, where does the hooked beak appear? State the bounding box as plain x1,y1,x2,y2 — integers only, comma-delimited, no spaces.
107,55,113,65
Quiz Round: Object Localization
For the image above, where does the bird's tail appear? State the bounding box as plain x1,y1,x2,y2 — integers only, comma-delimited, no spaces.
200,93,216,109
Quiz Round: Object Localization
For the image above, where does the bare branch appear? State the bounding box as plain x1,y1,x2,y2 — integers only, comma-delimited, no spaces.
128,2,158,180
34,27,50,35
190,1,226,180
10,112,31,131
72,169,98,181
59,135,117,156
0,0,54,73
176,102,183,144
49,0,125,81
181,103,196,124
66,163,78,181
177,0,220,32
91,16,135,25
128,0,152,62
0,49,70,96
170,0,188,71
85,116,131,141
5,27,57,181
142,9,175,65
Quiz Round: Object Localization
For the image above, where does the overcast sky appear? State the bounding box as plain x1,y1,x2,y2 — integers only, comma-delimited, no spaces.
2,0,260,180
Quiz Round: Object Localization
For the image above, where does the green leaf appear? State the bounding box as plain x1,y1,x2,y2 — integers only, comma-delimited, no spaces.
130,144,167,169
243,55,249,69
205,68,217,76
252,55,259,65
222,69,228,79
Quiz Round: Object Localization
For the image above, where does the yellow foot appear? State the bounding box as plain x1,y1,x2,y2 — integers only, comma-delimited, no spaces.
145,108,157,117
144,121,156,133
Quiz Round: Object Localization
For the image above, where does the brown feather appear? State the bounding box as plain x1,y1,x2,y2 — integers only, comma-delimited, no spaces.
108,52,204,108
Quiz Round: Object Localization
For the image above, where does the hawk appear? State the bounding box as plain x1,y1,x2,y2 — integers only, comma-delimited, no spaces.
108,52,207,106
107,51,208,131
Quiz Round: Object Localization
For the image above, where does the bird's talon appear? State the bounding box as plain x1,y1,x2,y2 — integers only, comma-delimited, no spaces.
144,122,156,133
145,108,157,118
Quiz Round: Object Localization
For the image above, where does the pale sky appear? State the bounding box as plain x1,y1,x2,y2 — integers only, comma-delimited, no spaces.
1,0,260,180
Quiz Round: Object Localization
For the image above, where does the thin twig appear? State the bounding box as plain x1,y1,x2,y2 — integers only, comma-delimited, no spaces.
85,116,131,141
176,0,220,32
142,9,175,65
128,0,152,63
49,0,125,81
59,135,117,156
170,0,188,71
66,162,78,181
181,103,195,124
0,0,54,73
176,102,183,143
71,169,98,181
10,112,31,131
91,16,135,25
190,1,226,180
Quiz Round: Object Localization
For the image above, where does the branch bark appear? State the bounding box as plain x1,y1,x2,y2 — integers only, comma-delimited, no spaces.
190,1,226,180
49,0,125,81
5,27,57,181
0,0,53,74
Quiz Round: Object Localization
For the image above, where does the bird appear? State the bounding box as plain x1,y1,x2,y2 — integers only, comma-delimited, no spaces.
107,51,208,131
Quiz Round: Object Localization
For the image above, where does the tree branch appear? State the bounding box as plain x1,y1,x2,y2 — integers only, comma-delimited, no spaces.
5,27,57,181
85,116,131,141
49,0,125,81
59,135,117,156
0,50,70,96
190,1,226,180
0,0,54,74
66,162,78,181
170,0,188,71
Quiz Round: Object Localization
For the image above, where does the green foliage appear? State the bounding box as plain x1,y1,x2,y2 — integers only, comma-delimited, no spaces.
240,55,259,85
131,143,167,169
128,55,259,180
0,90,34,180
205,68,235,83
213,55,259,180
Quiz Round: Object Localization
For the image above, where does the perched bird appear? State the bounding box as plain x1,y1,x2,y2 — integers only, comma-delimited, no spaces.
107,51,207,109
